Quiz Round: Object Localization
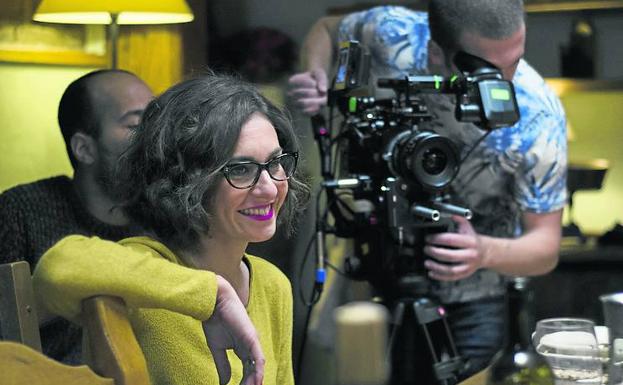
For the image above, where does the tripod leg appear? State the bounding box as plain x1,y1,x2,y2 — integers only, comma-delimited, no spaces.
412,298,464,385
388,299,425,385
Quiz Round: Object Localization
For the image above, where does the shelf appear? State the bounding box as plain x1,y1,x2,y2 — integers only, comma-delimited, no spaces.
545,78,623,95
326,1,623,14
525,0,623,13
327,1,426,15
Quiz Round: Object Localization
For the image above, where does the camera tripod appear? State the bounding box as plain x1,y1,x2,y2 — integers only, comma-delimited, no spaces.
376,274,466,385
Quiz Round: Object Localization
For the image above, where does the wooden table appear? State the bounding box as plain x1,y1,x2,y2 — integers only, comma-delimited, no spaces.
458,369,488,385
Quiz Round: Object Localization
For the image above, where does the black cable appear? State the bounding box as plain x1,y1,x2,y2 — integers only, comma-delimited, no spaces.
294,207,319,384
459,129,493,164
295,185,329,383
297,108,359,383
295,295,317,383
324,260,346,277
297,228,318,306
328,104,353,180
333,192,355,217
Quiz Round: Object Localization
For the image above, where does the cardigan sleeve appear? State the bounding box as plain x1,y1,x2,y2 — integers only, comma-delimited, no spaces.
272,269,294,385
32,235,217,323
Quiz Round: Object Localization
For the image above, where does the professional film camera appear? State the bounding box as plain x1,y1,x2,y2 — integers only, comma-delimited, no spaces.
311,41,520,385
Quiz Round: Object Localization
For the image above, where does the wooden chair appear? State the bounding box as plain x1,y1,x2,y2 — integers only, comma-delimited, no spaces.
0,261,151,385
0,341,114,385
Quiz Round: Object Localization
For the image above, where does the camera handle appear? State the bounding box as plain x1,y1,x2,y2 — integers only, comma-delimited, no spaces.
309,115,334,297
387,295,465,385
310,114,333,179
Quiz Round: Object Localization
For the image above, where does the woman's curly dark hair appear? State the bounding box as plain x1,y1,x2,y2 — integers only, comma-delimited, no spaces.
114,73,310,252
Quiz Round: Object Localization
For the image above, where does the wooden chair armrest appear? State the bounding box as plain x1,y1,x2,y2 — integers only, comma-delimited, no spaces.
82,296,151,385
0,340,114,385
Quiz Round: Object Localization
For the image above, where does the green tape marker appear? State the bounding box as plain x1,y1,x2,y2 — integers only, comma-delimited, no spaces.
349,97,357,112
434,75,442,89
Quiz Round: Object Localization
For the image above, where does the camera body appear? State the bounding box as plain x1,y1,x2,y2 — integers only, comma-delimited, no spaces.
317,41,519,294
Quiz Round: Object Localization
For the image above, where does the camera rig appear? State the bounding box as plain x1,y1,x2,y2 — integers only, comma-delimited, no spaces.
313,40,519,295
309,40,520,385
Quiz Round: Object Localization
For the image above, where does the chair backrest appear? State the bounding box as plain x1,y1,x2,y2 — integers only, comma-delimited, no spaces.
0,261,41,351
0,261,151,385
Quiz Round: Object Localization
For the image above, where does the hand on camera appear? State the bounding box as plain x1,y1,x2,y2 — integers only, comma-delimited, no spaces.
203,276,265,385
423,215,485,282
287,68,328,115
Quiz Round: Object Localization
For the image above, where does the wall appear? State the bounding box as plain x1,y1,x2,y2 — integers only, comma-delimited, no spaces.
523,10,623,235
211,0,623,80
208,0,360,45
0,0,206,192
525,11,623,79
562,90,623,234
0,63,92,191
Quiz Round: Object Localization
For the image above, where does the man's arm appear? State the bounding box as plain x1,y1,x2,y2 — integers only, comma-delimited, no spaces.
482,210,561,275
300,15,342,73
423,210,562,281
287,16,342,115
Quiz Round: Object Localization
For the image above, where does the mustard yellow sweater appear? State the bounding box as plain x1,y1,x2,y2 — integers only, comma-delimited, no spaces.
32,235,294,385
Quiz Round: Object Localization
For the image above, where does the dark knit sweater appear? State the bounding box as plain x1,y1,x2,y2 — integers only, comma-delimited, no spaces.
0,175,137,363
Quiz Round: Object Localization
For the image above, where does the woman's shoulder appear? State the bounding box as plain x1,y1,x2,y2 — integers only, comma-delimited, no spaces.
119,236,184,265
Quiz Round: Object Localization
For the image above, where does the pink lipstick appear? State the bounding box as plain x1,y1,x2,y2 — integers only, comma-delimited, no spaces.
243,206,274,221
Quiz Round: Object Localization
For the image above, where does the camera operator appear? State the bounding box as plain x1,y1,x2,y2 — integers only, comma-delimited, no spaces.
288,0,567,377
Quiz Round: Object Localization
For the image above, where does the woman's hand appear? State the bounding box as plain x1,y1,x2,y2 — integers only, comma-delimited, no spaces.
202,275,265,385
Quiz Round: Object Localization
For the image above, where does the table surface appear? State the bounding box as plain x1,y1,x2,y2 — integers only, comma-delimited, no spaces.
560,240,623,264
458,369,488,385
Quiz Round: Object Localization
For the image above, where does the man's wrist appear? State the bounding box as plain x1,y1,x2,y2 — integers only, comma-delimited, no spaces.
479,235,512,272
478,234,496,270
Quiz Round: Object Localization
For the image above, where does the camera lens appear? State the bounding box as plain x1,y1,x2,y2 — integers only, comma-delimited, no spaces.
421,148,447,175
385,130,459,191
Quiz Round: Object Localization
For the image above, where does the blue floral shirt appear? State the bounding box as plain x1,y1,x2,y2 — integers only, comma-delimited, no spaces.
339,6,567,303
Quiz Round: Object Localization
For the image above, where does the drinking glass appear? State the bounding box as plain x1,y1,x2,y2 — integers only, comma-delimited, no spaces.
532,317,602,385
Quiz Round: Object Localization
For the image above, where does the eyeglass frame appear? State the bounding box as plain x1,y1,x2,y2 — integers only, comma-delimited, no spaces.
220,152,299,189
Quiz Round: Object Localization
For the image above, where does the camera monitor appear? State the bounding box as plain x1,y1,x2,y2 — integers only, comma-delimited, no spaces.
334,41,370,91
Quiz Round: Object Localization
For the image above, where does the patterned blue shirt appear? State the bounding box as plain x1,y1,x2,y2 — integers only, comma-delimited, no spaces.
339,6,567,303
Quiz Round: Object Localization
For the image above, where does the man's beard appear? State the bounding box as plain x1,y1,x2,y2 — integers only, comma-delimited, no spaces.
94,146,119,199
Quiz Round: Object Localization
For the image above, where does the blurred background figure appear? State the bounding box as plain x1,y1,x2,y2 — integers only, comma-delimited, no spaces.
0,69,153,363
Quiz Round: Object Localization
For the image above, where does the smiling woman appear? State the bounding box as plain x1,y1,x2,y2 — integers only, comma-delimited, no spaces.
206,112,293,246
32,73,311,385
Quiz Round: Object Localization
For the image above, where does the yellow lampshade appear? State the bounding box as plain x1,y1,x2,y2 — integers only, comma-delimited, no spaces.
33,0,194,25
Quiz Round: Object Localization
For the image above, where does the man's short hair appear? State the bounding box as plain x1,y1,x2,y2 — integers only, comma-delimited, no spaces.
57,69,135,168
428,0,525,52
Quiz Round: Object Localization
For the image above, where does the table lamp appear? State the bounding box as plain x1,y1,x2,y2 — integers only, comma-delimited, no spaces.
33,0,194,68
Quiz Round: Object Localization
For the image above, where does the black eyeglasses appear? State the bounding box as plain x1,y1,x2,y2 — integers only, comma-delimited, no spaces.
221,152,298,189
